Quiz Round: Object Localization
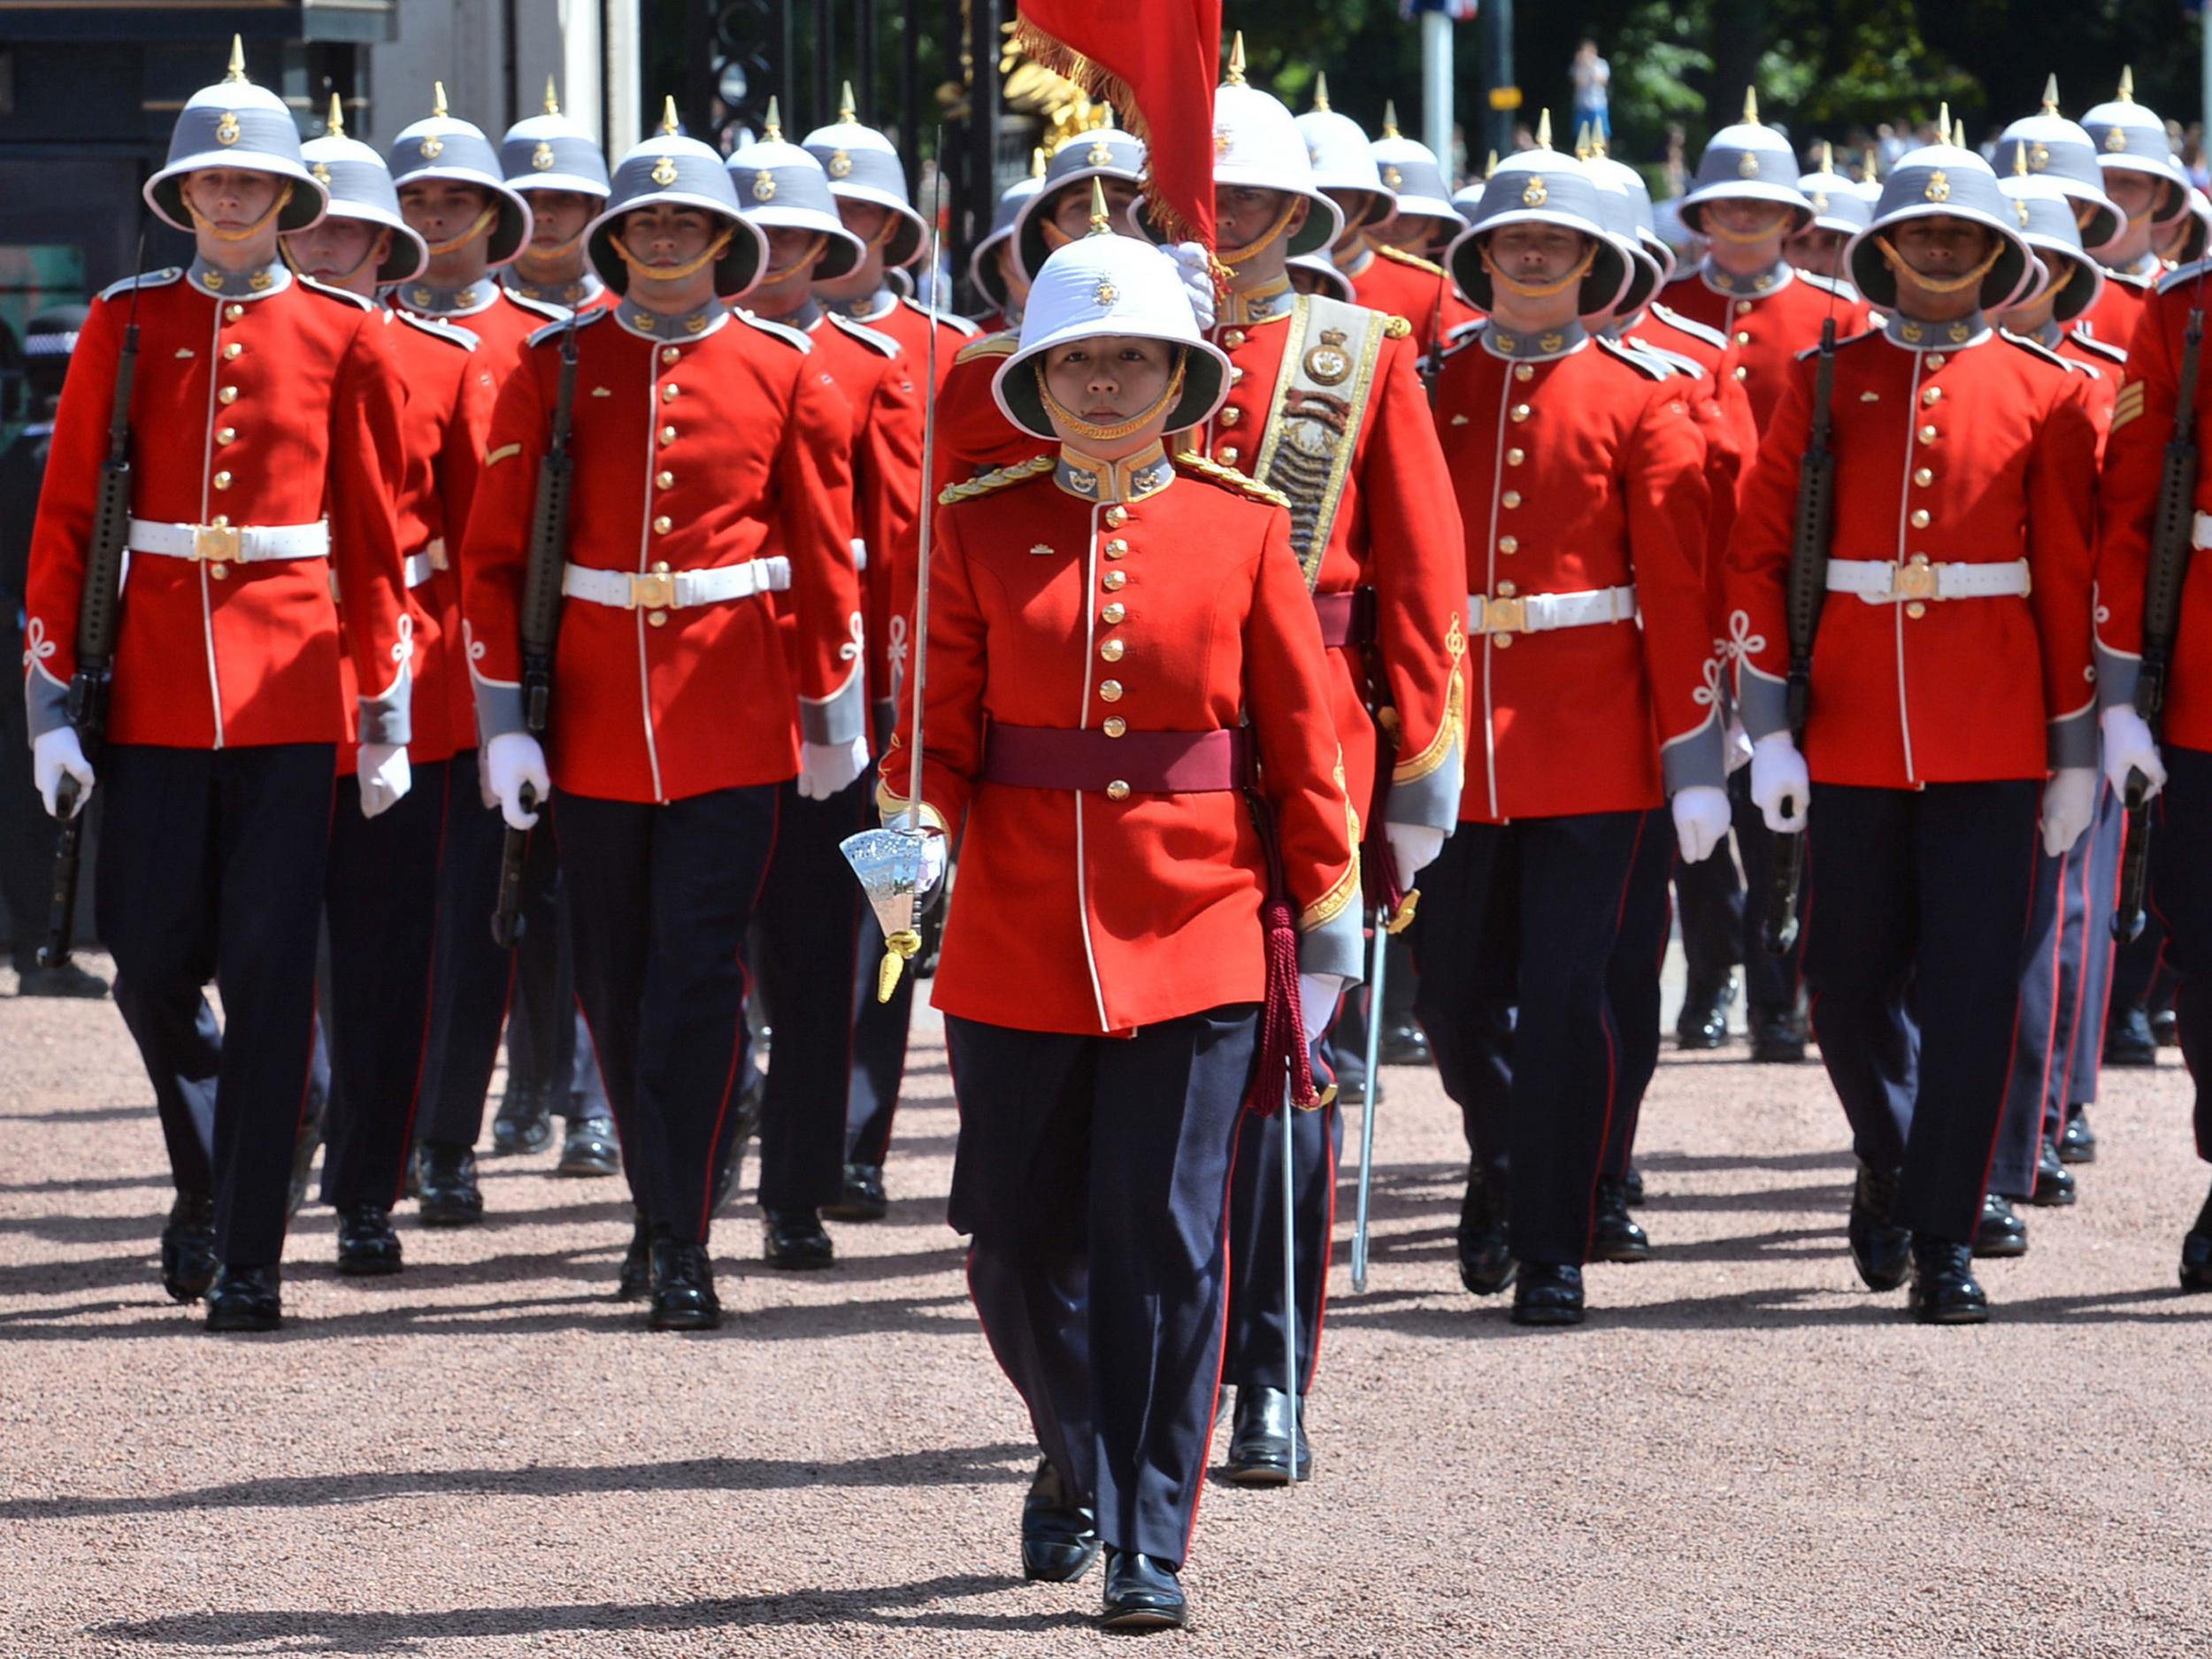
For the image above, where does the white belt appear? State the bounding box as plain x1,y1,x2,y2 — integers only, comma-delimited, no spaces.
1826,556,2031,603
1467,584,1637,636
560,556,791,611
2191,511,2212,551
130,518,329,564
403,539,448,589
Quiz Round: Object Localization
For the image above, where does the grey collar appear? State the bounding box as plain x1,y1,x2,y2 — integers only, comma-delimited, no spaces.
776,298,826,332
614,301,727,342
1700,257,1794,298
1481,319,1588,360
503,270,605,309
1883,310,1988,351
2029,318,2065,350
836,288,900,324
1055,442,1175,505
186,257,290,301
394,280,500,318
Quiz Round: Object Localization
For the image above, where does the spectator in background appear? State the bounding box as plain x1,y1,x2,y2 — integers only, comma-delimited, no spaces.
2183,125,2208,190
1662,123,1688,199
1572,39,1612,142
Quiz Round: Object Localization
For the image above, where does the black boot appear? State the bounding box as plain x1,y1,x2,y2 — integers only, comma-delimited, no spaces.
2180,1185,2212,1294
15,959,109,998
557,1113,620,1178
822,1162,888,1222
1225,1385,1311,1486
1847,1162,1911,1291
158,1194,218,1303
1590,1178,1651,1263
1673,970,1733,1050
1622,1165,1646,1207
1972,1192,2029,1259
2056,1103,2097,1164
1456,1170,1514,1295
2030,1135,2077,1207
647,1239,721,1331
1100,1550,1187,1632
334,1204,403,1276
204,1264,283,1332
1510,1263,1586,1326
763,1208,835,1270
2104,1004,2157,1066
1907,1236,1988,1324
416,1142,484,1226
1020,1459,1101,1583
1747,1005,1808,1064
616,1209,654,1300
1378,1019,1430,1067
490,1085,553,1156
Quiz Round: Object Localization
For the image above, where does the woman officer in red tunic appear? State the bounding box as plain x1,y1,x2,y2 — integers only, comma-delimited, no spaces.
877,205,1362,1631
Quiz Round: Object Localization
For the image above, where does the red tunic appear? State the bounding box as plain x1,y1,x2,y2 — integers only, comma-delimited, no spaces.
1627,303,1761,636
2053,326,2125,460
1342,240,1479,357
2076,268,2153,354
1659,264,1870,434
24,267,408,751
1729,324,2100,787
462,306,863,803
1431,327,1717,821
841,294,976,391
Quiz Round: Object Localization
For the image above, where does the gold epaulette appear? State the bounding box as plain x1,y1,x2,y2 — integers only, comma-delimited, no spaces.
936,451,1056,505
1173,451,1294,510
1374,242,1447,278
952,329,1019,367
1382,314,1413,340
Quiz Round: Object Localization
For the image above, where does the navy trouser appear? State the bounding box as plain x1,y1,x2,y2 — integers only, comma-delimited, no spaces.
844,909,918,1167
1411,810,1654,1264
1801,780,2039,1242
1673,803,1743,1002
1992,780,2122,1197
557,783,776,1242
947,1005,1257,1568
1733,770,1805,1017
99,742,333,1265
2149,743,2212,1159
1601,824,1679,1179
319,762,448,1212
754,773,868,1212
414,747,512,1148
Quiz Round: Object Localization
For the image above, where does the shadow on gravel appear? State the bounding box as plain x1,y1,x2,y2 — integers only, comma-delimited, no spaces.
90,1576,1096,1649
11,1445,1039,1522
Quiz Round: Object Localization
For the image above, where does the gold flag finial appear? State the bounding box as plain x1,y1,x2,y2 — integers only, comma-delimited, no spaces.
764,96,783,142
1820,138,1834,173
1535,108,1553,150
2118,66,2135,104
1226,31,1247,88
1743,86,1759,125
660,95,680,136
1313,72,1331,113
2041,73,2060,116
1031,145,1047,178
1087,177,1113,236
545,76,561,116
1381,99,1400,139
326,92,345,138
432,81,449,119
225,35,250,84
840,80,857,122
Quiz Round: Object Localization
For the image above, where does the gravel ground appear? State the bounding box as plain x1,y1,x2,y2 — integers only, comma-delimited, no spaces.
4,953,2210,1658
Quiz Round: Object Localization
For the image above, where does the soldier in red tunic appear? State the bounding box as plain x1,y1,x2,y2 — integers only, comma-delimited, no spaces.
499,79,616,316
1997,81,2127,349
462,119,865,1330
2076,74,2194,349
1728,142,2101,1322
25,43,410,1329
879,222,1360,1632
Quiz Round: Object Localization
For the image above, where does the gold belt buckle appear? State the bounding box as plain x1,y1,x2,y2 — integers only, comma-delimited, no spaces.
192,523,241,563
1479,594,1527,635
1889,554,1939,603
627,562,676,611
426,537,449,572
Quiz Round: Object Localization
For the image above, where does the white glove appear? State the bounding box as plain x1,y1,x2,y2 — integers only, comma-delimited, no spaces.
798,734,870,801
356,742,411,819
2101,704,2168,802
1384,822,1446,882
1298,972,1345,1053
484,731,549,831
32,727,94,819
884,815,949,899
2040,766,2099,858
1748,733,1810,833
1165,242,1217,333
1671,784,1732,864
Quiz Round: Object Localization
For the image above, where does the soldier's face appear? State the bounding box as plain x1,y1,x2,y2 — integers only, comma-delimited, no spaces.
1889,215,1995,277
523,189,595,251
1048,179,1141,243
1784,224,1847,279
761,226,826,285
2106,170,2164,224
1704,198,1791,242
182,169,285,235
280,218,392,290
1486,222,1588,280
991,237,1030,304
1042,334,1178,442
1325,188,1387,244
399,180,493,243
1216,185,1308,255
620,203,720,270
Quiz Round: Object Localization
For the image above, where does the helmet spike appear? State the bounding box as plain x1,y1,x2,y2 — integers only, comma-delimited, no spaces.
1954,118,1967,150
1591,126,1608,158
661,95,681,136
1743,86,1759,125
2041,73,2060,116
2118,66,2135,104
432,81,449,119
2014,138,2030,176
1535,108,1553,150
1820,138,1834,173
764,95,782,142
1087,177,1113,237
1937,101,1951,139
840,80,857,122
1226,31,1247,88
1486,150,1499,180
1313,71,1331,113
327,92,346,138
225,35,250,85
1381,99,1401,139
1573,120,1593,160
545,76,562,116
1031,145,1047,178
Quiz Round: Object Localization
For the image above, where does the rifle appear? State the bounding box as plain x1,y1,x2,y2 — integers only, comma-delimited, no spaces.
1763,316,1838,956
38,245,144,972
490,313,581,948
2115,303,2202,942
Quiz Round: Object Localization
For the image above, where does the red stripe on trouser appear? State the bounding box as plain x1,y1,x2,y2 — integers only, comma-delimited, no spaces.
387,763,456,1209
690,787,782,1236
1182,1102,1248,1563
1971,816,2048,1218
1582,812,1646,1255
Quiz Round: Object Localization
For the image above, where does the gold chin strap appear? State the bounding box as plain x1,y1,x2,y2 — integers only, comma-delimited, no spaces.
1218,193,1306,267
2045,259,2078,298
861,211,907,252
186,181,296,243
525,230,588,262
1479,241,1597,300
426,204,501,256
1705,207,1793,244
1033,350,1188,442
614,225,735,282
1872,232,2003,296
762,231,829,285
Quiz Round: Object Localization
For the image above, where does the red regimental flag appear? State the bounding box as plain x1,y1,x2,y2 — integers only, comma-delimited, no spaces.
1011,0,1223,255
